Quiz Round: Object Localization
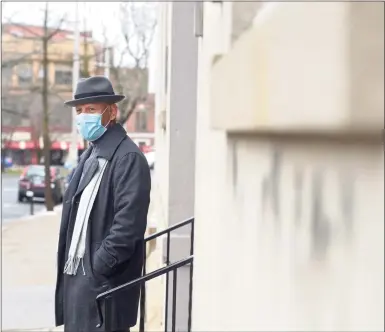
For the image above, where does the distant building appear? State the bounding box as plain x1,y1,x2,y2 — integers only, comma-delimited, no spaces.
1,23,105,165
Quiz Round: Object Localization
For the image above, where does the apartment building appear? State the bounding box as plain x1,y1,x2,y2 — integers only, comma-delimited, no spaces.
1,23,104,165
153,2,383,331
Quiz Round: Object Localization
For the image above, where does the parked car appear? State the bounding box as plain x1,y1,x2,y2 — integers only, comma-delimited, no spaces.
18,165,65,204
144,150,155,170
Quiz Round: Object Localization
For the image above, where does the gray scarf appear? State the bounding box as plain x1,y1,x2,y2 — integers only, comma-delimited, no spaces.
64,157,108,275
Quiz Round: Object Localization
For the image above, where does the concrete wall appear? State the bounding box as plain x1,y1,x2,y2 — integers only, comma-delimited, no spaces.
211,2,384,134
192,2,384,331
154,0,198,254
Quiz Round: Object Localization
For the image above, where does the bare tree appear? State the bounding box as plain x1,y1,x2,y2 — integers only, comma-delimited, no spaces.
112,2,157,125
39,2,68,210
3,3,68,210
81,6,91,150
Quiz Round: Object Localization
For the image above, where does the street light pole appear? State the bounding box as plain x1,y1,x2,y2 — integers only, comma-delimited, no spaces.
69,0,80,167
104,46,110,77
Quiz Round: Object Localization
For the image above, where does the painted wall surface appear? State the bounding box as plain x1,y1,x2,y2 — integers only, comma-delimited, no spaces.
192,2,384,331
194,137,384,331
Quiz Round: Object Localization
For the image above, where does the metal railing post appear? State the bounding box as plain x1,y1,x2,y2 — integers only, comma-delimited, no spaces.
164,232,171,331
171,269,178,332
139,247,147,332
187,219,195,332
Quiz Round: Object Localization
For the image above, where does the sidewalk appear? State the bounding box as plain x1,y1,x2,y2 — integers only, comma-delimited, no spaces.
1,210,60,330
1,186,164,332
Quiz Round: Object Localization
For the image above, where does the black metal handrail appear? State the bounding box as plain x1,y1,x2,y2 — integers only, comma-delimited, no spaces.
96,217,195,332
145,217,194,242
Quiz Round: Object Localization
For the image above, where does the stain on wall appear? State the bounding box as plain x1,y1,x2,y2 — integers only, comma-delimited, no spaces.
231,139,238,195
339,170,355,237
261,148,282,226
294,168,304,227
310,170,331,260
260,146,356,262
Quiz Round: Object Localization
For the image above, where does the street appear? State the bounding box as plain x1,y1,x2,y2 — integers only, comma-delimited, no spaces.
2,173,46,223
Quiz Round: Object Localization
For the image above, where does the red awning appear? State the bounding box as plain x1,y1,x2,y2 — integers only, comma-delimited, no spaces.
4,141,37,149
51,141,84,150
4,140,84,150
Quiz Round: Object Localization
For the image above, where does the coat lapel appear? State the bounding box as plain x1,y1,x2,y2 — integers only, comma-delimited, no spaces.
59,148,92,243
74,157,99,197
63,148,91,202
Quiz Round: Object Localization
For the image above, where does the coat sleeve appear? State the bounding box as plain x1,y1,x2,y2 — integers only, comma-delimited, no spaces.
93,152,151,277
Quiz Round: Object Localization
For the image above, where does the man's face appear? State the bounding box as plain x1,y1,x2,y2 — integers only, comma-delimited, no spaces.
75,102,117,127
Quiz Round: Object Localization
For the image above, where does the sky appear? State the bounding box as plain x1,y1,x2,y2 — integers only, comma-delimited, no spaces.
1,2,159,93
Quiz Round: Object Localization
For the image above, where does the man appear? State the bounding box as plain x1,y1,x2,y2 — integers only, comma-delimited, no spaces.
55,76,151,332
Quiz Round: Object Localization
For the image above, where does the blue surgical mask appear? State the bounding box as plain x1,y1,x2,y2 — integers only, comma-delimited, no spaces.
76,106,111,142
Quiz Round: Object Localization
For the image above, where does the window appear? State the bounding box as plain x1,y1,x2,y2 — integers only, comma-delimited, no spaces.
55,70,72,85
35,67,44,84
10,29,24,38
26,165,45,177
2,66,13,86
16,64,32,86
135,107,148,132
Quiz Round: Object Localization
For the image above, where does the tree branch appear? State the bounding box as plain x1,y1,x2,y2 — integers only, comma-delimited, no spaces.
46,14,67,40
1,108,29,118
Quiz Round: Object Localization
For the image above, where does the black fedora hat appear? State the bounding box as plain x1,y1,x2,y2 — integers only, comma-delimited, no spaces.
64,76,125,107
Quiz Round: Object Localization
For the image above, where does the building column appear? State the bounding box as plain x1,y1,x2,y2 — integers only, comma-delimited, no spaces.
154,2,198,331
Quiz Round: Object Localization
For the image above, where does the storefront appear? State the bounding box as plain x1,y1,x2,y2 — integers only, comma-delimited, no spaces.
2,140,85,166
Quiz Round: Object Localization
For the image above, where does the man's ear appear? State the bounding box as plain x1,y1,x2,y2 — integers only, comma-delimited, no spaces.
110,104,118,121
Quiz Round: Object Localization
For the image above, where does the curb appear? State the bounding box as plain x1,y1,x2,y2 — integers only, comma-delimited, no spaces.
2,205,63,230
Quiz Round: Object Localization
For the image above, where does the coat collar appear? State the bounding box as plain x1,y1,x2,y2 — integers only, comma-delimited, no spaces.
65,124,126,200
74,157,99,197
91,123,127,161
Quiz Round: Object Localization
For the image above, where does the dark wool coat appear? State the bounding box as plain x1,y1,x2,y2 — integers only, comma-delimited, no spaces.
55,124,151,332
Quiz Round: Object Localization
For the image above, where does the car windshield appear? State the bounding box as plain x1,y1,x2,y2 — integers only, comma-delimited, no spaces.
26,166,46,177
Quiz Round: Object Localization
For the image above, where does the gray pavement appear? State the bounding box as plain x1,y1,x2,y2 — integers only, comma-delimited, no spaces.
1,173,45,223
2,285,55,330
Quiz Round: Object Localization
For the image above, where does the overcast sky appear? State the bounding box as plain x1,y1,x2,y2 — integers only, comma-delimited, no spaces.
2,2,159,93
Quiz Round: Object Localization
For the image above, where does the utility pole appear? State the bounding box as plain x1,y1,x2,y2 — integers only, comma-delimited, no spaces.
104,46,110,77
69,0,80,167
42,2,54,211
81,2,89,150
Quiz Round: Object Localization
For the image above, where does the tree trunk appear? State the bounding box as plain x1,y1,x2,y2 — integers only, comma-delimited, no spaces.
42,3,55,211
